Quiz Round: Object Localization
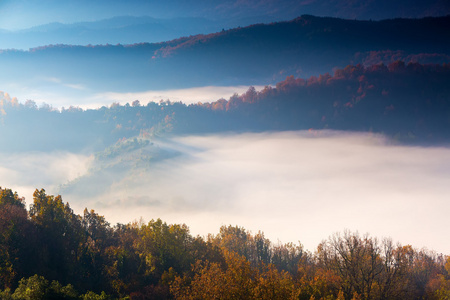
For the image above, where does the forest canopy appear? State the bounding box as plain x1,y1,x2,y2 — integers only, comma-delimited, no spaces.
0,186,449,299
1,62,450,153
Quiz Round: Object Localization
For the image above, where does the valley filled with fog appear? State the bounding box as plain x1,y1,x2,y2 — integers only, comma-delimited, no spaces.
1,2,450,298
2,130,450,254
1,60,450,255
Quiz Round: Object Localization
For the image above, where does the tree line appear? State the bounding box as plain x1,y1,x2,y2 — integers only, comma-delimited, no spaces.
1,62,450,153
2,14,449,92
0,187,449,299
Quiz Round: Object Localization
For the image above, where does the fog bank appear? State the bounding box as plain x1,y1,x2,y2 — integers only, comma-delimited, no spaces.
2,130,450,253
3,84,267,109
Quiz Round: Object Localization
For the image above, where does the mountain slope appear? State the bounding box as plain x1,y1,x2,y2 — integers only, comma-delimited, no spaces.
2,0,449,33
1,62,449,153
1,15,449,100
0,16,221,50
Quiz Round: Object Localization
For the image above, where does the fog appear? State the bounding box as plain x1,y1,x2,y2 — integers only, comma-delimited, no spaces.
0,151,93,205
93,85,267,106
4,84,266,109
2,130,450,254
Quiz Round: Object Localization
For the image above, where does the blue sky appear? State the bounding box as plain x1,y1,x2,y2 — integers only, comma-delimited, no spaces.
0,0,137,30
0,0,297,30
1,0,448,30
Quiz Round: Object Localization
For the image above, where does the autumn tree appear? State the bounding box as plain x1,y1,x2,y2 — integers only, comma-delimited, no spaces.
171,250,255,300
317,231,385,300
0,188,30,289
253,264,296,299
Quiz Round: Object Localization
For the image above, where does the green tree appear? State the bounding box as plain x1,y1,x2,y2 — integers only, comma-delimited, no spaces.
29,189,84,284
136,219,193,279
80,291,111,300
78,209,112,293
12,275,48,300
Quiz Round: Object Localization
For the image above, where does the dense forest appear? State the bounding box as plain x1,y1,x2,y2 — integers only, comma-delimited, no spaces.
1,15,449,95
2,4,450,299
1,61,449,153
0,187,449,299
2,63,449,299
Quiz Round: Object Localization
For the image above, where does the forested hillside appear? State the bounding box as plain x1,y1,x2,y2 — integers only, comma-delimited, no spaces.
2,2,449,299
1,15,449,98
0,187,449,299
0,16,223,50
1,62,449,153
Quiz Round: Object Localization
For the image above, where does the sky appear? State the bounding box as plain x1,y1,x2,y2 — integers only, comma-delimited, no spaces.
2,130,450,254
0,0,297,30
0,0,147,30
1,0,448,31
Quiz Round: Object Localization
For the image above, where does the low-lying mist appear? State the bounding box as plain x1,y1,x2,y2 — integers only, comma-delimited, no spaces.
0,151,93,205
4,83,267,109
2,130,450,253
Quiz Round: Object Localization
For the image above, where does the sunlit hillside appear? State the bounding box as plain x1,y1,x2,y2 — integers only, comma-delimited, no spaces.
1,1,450,299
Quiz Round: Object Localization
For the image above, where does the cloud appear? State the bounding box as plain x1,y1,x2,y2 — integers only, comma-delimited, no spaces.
40,77,86,90
63,83,86,90
53,130,450,254
42,77,62,84
1,77,88,110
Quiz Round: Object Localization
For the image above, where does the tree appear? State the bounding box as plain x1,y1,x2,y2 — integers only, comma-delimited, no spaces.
0,188,25,208
11,275,78,300
135,219,193,279
271,242,305,275
80,291,111,300
253,264,295,299
12,275,48,300
171,250,255,300
78,209,112,293
317,231,383,300
213,225,250,259
0,188,30,289
242,86,258,103
29,189,83,283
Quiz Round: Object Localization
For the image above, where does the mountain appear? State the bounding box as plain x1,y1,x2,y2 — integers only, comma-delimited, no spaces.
2,0,449,34
1,14,449,103
296,0,450,20
1,62,449,154
0,16,223,50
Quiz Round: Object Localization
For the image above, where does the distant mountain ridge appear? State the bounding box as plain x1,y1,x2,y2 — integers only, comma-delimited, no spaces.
3,0,449,33
1,15,449,101
0,16,223,50
2,0,450,50
1,62,449,152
